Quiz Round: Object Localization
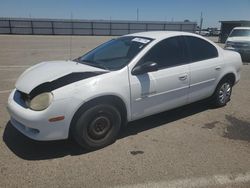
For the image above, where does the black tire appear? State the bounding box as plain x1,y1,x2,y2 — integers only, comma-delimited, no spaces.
71,104,121,150
212,79,233,107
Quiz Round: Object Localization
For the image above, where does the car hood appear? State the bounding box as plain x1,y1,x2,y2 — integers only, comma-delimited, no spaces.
227,36,250,43
15,60,108,94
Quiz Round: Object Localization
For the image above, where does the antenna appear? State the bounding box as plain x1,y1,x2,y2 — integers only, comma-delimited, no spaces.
136,8,139,21
69,12,73,60
199,12,203,35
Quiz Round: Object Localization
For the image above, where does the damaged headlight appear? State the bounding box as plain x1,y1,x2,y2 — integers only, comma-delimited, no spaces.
27,92,53,111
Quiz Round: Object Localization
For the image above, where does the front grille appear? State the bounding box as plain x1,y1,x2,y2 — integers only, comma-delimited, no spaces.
232,42,250,49
13,90,30,108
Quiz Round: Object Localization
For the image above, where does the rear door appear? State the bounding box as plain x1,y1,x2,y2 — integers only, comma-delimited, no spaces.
184,36,221,103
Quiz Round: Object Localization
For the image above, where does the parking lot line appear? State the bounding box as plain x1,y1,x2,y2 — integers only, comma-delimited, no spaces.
115,172,250,188
0,89,12,94
0,68,27,71
0,65,30,70
0,65,31,68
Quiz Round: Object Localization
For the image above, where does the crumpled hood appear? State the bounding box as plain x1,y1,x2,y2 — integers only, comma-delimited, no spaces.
227,36,250,43
16,60,107,94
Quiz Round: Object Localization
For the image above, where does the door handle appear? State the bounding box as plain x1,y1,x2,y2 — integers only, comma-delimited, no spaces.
179,74,188,80
215,66,221,70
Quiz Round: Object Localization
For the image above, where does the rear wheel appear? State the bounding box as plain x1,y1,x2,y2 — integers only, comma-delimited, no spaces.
71,104,121,150
213,79,233,107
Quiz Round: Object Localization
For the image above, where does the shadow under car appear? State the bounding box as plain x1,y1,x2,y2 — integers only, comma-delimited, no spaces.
3,99,214,160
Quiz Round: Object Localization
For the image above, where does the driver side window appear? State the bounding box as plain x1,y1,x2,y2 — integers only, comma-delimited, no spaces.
139,36,187,69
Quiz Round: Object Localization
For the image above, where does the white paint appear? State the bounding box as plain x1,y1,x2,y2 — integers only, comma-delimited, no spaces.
0,65,31,68
0,65,31,71
0,69,27,71
2,78,17,81
0,89,12,94
115,172,250,188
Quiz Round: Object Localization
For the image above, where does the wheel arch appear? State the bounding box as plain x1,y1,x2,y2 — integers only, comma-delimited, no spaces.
212,72,236,96
218,72,236,86
69,95,128,137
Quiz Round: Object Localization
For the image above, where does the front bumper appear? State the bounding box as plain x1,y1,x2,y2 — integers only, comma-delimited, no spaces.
7,89,73,141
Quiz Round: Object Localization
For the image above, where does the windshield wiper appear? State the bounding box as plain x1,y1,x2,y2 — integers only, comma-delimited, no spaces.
71,58,78,63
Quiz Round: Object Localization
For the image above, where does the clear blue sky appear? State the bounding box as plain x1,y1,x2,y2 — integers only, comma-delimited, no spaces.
1,0,250,28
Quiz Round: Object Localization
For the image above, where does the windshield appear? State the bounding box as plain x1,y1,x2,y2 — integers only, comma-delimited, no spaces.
230,29,250,37
74,36,153,70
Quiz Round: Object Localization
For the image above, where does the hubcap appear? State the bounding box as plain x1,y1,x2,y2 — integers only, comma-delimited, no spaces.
88,115,111,140
219,83,231,104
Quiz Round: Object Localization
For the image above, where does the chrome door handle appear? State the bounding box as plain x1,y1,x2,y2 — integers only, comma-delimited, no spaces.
179,74,188,80
215,66,221,70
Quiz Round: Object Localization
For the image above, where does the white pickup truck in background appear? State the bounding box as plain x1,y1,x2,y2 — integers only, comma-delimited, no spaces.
225,27,250,62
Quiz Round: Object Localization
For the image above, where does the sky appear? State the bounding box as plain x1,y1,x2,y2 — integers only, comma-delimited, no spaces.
0,0,250,28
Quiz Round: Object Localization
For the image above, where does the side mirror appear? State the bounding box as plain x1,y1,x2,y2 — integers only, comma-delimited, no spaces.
132,61,158,75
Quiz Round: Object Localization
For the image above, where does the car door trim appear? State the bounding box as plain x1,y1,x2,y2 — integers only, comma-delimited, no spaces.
189,78,216,87
135,85,189,101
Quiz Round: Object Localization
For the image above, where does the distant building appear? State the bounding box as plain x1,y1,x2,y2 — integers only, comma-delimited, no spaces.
219,20,250,43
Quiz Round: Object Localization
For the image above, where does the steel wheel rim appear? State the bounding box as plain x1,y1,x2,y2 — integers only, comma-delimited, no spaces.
219,83,231,104
88,115,111,140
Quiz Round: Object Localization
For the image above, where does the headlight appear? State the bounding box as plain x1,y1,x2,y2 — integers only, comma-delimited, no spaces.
225,41,234,48
28,92,53,111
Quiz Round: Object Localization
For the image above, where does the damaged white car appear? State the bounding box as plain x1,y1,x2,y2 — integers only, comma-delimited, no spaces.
7,31,242,150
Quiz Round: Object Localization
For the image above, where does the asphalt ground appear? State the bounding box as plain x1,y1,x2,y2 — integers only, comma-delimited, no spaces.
0,35,250,188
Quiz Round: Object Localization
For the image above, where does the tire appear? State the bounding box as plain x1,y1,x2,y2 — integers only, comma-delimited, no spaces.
71,104,121,150
212,79,233,107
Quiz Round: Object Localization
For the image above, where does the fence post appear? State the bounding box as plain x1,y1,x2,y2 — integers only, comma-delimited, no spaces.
51,21,54,35
31,20,34,34
109,21,112,36
9,19,12,34
91,21,94,36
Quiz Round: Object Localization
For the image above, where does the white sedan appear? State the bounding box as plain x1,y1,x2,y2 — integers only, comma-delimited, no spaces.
7,31,242,150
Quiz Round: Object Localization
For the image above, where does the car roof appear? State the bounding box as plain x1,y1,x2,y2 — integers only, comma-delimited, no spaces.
125,31,223,52
125,31,199,40
233,27,250,30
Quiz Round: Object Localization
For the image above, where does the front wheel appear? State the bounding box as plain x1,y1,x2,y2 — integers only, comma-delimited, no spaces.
213,79,233,107
71,104,121,150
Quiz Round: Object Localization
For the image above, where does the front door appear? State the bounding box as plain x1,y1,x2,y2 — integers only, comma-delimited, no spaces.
129,36,190,120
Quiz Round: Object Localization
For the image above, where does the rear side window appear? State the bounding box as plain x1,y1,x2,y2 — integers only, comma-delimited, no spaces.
139,36,188,69
185,36,218,62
